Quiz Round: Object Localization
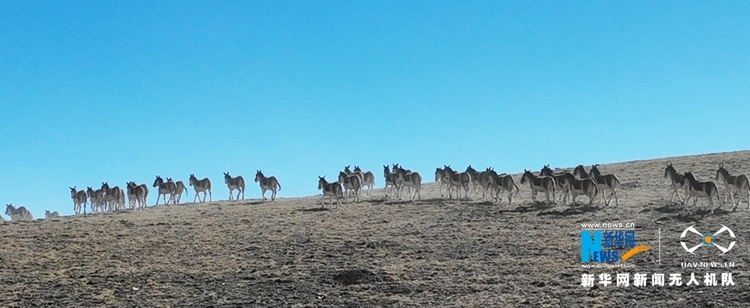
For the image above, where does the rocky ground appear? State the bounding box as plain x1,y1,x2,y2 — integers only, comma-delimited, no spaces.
1,151,749,307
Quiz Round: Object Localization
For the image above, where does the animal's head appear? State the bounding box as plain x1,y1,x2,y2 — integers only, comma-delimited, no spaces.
317,175,327,189
540,164,553,176
573,165,587,178
520,169,533,184
664,163,675,178
255,170,263,182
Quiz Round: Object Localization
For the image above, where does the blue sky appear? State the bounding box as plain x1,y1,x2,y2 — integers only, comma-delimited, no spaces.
1,1,748,218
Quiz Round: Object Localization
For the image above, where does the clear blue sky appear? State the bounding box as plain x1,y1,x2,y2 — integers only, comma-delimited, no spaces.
1,1,748,218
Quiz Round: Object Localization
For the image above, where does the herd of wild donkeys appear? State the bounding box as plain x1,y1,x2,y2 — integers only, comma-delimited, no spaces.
2,162,749,222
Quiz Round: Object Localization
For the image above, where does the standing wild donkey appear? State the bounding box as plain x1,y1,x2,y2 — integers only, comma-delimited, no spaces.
224,172,245,200
101,182,125,212
70,186,88,215
393,165,422,201
255,170,281,201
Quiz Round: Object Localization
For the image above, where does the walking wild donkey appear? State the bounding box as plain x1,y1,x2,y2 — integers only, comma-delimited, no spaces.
683,172,721,214
255,170,281,201
520,170,556,205
338,171,363,202
353,166,375,196
664,163,689,204
189,174,212,203
715,164,750,209
224,172,245,200
153,176,177,205
318,175,344,208
168,178,189,204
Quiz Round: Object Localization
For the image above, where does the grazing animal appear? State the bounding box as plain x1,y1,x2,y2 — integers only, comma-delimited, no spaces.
664,163,689,204
338,171,363,202
5,204,33,221
558,172,598,206
443,165,472,199
45,210,60,219
153,176,177,205
393,166,422,201
520,170,556,204
223,172,245,200
70,186,88,215
255,170,281,201
485,169,519,204
317,176,344,208
189,174,213,203
683,172,720,214
715,164,750,208
353,166,375,196
589,165,622,206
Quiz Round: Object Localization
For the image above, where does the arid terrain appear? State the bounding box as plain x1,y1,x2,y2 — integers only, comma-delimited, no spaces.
2,151,750,307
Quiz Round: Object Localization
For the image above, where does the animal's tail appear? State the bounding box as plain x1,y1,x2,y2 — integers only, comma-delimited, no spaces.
278,180,282,191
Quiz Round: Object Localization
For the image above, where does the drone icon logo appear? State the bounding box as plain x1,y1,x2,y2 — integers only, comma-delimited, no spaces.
680,225,736,254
